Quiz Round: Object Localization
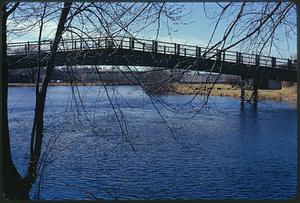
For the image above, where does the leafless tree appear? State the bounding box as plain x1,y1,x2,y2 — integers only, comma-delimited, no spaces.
2,2,190,199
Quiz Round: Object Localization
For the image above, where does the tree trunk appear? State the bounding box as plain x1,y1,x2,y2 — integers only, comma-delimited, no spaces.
2,2,72,199
1,3,28,200
21,2,72,196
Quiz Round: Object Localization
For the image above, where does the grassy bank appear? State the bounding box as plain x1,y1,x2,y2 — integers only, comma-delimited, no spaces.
168,83,297,103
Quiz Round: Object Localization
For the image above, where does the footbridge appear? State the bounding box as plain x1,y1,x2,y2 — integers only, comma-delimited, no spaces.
7,36,297,104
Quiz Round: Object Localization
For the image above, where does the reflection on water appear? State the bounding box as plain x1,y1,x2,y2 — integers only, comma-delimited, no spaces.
8,86,296,200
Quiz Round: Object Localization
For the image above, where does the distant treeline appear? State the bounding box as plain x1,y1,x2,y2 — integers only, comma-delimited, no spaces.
8,67,241,85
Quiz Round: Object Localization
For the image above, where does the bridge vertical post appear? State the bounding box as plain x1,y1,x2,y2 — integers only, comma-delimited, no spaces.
237,52,244,64
27,41,30,52
152,40,157,53
152,40,155,52
164,46,166,54
236,52,241,63
129,38,134,49
272,57,276,68
132,38,135,49
196,46,201,58
240,76,245,106
174,43,177,55
222,51,225,62
253,80,258,107
184,48,186,56
80,39,82,50
255,54,260,66
287,59,292,69
177,44,180,55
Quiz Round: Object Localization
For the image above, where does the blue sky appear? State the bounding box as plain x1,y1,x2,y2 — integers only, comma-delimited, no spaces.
140,3,297,59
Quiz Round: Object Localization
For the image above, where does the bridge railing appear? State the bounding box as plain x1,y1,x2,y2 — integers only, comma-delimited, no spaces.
6,36,296,70
7,40,51,54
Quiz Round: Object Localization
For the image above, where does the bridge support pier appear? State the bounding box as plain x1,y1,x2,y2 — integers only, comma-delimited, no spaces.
240,76,245,105
253,81,258,107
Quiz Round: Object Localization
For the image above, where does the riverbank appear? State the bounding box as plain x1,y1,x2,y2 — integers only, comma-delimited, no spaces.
167,83,297,103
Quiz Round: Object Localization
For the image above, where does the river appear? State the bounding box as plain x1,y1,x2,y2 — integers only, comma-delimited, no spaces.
8,85,297,200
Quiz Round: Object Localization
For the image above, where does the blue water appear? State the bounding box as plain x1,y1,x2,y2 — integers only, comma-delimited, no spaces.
8,86,297,200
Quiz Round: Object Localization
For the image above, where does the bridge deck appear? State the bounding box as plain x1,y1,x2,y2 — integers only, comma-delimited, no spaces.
7,36,297,82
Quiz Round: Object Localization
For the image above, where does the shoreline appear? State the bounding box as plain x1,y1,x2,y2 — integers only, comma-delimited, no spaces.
8,82,297,104
166,83,297,104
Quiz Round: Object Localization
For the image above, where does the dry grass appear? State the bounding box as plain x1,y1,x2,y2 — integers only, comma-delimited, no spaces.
171,83,297,103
